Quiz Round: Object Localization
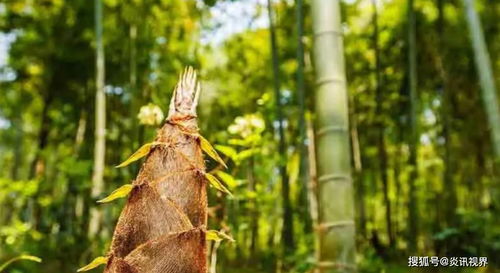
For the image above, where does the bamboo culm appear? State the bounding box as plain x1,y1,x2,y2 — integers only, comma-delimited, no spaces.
311,0,357,272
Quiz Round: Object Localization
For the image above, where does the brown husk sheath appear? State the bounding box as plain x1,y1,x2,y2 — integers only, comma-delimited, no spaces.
104,68,207,273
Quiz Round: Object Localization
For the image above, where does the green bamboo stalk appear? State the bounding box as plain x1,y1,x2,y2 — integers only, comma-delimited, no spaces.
296,0,311,233
407,0,419,253
296,0,306,143
310,0,356,271
462,0,500,159
89,0,106,238
306,116,320,273
372,0,394,248
436,0,457,228
266,0,295,254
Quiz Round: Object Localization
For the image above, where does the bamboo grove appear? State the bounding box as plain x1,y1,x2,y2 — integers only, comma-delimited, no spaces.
0,0,499,272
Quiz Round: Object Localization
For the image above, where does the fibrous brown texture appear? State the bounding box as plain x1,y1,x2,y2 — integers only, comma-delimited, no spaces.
104,68,207,273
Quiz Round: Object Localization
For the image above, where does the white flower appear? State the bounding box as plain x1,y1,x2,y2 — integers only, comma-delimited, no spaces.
137,103,164,126
228,114,265,138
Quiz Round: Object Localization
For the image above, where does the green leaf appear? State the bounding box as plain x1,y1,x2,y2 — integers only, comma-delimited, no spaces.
77,256,108,272
228,138,249,146
199,135,227,168
205,173,233,197
235,148,257,162
97,184,134,203
116,143,154,168
214,170,238,189
206,230,235,242
214,145,237,159
245,190,258,199
0,255,42,272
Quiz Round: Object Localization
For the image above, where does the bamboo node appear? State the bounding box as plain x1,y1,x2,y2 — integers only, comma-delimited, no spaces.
316,220,355,232
315,76,345,88
316,125,348,137
313,29,344,38
317,174,351,183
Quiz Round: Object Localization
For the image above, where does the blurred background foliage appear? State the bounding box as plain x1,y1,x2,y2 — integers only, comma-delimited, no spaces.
0,0,499,272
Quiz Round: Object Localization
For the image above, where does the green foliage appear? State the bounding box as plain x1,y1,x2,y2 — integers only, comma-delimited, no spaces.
433,210,500,257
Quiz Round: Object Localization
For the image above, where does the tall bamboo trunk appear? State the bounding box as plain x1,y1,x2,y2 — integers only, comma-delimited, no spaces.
104,68,207,273
267,0,294,254
129,23,139,151
89,0,107,238
350,102,365,240
296,0,311,234
407,0,419,253
463,0,500,224
311,0,356,272
306,117,320,273
436,0,456,229
462,0,500,159
372,0,393,248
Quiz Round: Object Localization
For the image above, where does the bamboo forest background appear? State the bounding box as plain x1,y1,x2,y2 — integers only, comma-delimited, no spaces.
0,0,499,272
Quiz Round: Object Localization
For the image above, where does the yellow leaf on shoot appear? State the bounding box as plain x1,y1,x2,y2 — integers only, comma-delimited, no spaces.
205,173,233,197
206,230,235,243
205,230,222,242
199,135,227,169
116,143,154,168
97,184,134,203
77,256,108,272
116,142,168,168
